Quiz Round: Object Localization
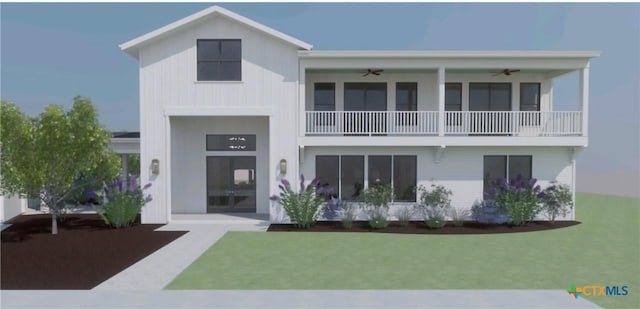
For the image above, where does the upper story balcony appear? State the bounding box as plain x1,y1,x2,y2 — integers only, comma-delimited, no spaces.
297,51,598,147
305,111,582,136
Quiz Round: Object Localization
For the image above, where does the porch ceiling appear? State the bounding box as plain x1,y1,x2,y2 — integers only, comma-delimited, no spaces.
306,68,576,79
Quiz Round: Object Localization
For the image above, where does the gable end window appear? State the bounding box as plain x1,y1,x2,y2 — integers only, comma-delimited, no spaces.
197,39,241,81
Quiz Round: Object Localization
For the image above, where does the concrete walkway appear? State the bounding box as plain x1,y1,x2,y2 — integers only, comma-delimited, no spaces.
94,220,268,290
1,219,600,308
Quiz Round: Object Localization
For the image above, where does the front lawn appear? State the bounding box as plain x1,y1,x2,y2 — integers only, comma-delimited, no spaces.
166,193,639,308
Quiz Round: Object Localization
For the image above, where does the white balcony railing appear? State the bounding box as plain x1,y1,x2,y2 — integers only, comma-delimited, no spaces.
306,111,438,136
444,111,582,136
305,111,582,136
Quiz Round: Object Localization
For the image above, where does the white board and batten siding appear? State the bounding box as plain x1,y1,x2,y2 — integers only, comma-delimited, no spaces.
138,14,301,223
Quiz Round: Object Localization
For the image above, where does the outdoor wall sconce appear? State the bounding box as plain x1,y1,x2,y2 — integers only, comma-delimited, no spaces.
151,159,160,175
279,159,287,176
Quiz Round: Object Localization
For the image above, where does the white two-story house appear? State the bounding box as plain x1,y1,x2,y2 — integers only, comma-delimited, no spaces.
120,6,598,223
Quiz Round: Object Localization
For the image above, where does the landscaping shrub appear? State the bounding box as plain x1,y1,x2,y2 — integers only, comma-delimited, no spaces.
425,217,446,229
394,205,414,227
418,184,452,229
338,200,358,229
485,176,543,226
321,189,341,220
449,207,470,227
471,199,509,224
91,175,152,228
270,175,325,228
359,183,393,229
539,181,573,223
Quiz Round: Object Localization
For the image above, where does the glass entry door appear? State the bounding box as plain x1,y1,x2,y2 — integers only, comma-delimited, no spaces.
206,156,256,213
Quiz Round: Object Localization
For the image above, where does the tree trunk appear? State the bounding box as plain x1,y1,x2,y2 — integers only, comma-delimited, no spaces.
51,212,58,235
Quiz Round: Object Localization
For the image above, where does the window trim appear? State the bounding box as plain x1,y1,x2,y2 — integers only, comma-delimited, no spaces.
196,39,242,82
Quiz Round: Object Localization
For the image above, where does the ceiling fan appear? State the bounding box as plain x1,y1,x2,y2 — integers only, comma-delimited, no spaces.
492,69,521,76
363,69,384,77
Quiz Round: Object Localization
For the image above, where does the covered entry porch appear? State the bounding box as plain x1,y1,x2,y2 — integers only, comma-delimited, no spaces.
168,116,271,216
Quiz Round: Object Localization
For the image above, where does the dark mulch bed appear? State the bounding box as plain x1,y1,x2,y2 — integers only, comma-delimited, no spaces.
1,214,187,290
268,220,580,234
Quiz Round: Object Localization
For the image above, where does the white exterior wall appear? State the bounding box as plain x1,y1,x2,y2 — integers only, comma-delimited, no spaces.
138,15,300,223
305,71,552,112
300,146,575,221
0,195,27,223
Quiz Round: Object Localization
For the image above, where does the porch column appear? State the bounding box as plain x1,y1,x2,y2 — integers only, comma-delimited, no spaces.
298,63,306,137
437,66,446,137
579,63,590,137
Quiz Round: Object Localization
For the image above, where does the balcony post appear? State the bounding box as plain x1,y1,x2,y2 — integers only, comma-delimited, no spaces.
437,66,446,136
579,62,589,137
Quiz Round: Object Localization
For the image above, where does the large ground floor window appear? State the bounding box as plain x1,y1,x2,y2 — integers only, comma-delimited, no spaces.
483,155,532,193
315,155,417,202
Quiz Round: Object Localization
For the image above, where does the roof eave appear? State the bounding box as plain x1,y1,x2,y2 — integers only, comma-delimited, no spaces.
119,5,312,60
298,50,601,59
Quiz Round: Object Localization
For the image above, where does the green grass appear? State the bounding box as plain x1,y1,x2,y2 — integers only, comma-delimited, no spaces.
167,193,639,308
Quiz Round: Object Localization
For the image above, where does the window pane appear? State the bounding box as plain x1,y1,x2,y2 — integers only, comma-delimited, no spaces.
206,135,256,151
368,156,391,187
470,83,490,111
344,83,387,111
197,40,220,61
509,156,532,183
197,62,219,81
316,156,339,198
394,156,417,202
219,61,241,81
344,86,365,111
314,83,335,111
220,40,241,60
367,84,387,111
445,83,462,111
207,157,230,207
483,156,507,193
396,83,417,111
520,83,540,111
490,83,511,111
341,156,364,200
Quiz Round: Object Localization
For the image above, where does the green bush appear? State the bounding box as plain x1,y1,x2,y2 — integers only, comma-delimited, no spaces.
359,183,393,229
539,181,573,222
270,176,324,229
418,184,452,229
425,217,447,229
485,177,542,226
92,176,152,228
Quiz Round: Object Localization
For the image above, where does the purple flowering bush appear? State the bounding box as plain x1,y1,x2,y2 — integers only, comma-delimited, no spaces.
89,175,152,228
484,176,543,226
471,199,509,224
270,175,325,228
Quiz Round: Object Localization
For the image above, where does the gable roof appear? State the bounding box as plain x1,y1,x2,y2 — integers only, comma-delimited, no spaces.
120,5,312,58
